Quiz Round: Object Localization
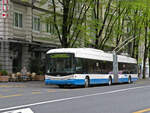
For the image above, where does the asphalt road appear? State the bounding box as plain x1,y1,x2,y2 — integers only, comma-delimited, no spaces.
0,80,150,113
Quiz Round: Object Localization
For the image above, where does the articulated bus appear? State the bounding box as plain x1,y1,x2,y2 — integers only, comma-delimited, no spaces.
45,48,138,87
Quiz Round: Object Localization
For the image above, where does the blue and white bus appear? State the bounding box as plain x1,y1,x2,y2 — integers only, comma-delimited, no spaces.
45,48,138,87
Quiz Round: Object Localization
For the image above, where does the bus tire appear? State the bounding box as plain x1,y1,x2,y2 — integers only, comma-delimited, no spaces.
85,77,90,88
128,76,132,84
108,77,112,86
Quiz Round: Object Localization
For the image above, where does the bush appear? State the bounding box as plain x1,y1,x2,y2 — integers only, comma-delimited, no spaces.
0,70,8,76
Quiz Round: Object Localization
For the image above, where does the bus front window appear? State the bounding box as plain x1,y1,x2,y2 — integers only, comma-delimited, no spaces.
47,53,75,74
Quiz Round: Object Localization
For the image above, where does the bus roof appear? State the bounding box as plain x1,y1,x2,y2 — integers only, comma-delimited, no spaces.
47,48,137,64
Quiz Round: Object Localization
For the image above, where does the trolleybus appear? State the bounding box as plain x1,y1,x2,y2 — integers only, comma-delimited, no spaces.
45,48,138,87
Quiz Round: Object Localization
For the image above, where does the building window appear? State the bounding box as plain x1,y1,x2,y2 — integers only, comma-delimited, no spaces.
13,12,23,28
46,22,55,34
33,16,40,31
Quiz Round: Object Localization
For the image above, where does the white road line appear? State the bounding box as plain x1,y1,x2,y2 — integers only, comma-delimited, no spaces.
2,108,34,113
0,85,150,112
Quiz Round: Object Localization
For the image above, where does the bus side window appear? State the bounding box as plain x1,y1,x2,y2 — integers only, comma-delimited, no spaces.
76,58,83,74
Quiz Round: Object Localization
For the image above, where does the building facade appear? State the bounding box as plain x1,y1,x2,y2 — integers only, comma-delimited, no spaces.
0,0,60,73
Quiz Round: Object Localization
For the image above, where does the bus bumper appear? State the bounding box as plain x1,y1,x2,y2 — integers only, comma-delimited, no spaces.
45,79,85,85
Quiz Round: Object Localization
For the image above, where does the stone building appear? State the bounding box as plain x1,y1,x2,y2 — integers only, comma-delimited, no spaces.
0,0,60,73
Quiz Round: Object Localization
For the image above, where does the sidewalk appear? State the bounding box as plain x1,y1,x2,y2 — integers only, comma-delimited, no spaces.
136,78,150,84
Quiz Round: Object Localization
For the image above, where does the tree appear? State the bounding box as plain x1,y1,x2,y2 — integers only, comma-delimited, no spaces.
40,0,92,48
128,0,150,79
83,0,131,50
23,0,150,79
91,0,150,79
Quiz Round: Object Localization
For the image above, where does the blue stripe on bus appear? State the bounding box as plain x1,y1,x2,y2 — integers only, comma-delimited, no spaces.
45,79,85,85
131,78,138,81
90,78,138,84
90,79,109,84
118,77,138,83
45,79,109,85
118,78,128,83
45,77,138,85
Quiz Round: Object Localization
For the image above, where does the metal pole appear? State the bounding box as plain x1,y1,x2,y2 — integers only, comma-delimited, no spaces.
112,37,137,83
113,51,118,83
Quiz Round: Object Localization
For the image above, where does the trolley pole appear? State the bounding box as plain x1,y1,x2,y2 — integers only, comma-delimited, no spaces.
112,36,137,83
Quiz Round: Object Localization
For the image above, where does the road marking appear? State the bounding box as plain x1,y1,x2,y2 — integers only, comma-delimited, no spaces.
2,108,34,113
32,92,41,94
0,94,22,99
0,85,150,112
47,90,56,93
133,108,150,113
0,85,26,88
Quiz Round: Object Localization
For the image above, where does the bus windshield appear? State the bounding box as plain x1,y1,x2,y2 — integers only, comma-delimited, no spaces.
46,53,75,75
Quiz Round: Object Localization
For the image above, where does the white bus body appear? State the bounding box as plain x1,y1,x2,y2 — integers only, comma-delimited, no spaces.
45,48,138,86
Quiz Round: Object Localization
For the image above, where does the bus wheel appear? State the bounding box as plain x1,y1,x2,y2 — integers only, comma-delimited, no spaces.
128,76,132,84
85,77,90,88
108,77,112,86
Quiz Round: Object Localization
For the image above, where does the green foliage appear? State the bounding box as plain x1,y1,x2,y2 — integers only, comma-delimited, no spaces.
39,0,93,47
21,0,29,3
0,70,8,76
22,0,150,59
39,0,48,5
